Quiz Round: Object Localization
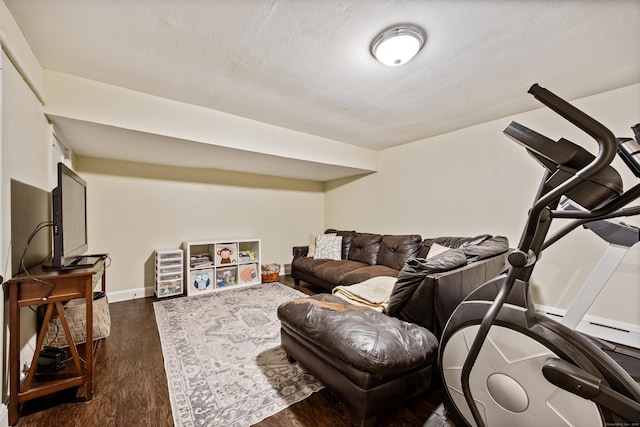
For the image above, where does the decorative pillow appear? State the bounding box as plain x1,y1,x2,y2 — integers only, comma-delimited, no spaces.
325,229,356,260
314,235,343,260
426,243,451,259
308,232,335,258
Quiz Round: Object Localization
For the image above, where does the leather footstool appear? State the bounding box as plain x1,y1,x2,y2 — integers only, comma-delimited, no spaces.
277,294,439,426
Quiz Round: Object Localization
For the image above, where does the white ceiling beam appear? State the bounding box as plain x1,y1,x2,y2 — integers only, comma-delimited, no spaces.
43,70,379,174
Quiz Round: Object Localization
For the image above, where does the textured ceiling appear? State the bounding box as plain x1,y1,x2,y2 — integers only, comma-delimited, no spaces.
3,0,640,179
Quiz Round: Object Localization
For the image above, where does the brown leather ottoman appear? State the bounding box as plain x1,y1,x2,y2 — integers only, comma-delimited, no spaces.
277,294,439,426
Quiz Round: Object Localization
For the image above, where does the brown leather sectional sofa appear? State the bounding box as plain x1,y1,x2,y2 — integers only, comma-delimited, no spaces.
281,230,510,425
291,230,509,332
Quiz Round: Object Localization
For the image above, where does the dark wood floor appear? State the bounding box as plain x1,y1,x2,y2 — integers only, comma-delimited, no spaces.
14,276,446,427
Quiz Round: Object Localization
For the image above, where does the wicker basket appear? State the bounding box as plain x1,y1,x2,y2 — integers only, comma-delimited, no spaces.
261,263,281,283
261,273,280,282
44,292,111,348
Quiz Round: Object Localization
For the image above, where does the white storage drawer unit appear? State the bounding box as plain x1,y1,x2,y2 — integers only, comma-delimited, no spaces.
155,249,184,298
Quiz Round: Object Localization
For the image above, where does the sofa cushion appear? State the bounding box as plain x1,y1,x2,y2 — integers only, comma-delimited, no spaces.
417,240,430,258
432,235,492,250
418,235,504,259
292,257,334,274
386,249,468,316
341,265,401,286
325,229,356,260
348,233,382,265
459,236,509,261
314,235,343,260
314,259,368,285
426,235,509,261
376,234,422,270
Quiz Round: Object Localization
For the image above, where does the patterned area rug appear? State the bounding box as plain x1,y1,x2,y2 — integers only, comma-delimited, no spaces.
154,283,324,426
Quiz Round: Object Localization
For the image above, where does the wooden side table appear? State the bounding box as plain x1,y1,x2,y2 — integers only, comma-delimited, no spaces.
6,260,106,425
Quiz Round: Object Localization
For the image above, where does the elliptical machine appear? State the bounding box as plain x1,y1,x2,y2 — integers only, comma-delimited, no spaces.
437,84,640,427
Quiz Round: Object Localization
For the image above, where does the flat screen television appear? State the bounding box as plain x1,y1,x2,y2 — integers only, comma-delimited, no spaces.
49,162,89,269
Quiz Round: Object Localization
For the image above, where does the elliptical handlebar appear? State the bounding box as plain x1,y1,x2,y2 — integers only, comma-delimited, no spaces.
528,84,618,182
518,84,619,252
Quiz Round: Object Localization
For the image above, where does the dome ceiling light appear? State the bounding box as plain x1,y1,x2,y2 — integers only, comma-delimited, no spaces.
370,24,426,66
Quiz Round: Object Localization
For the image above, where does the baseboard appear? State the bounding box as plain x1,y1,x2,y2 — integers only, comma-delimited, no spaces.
0,402,8,427
536,304,640,349
107,286,155,303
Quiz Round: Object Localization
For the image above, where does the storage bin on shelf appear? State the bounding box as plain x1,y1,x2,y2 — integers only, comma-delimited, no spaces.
188,268,215,295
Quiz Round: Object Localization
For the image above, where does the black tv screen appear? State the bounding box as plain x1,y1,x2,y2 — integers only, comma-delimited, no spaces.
51,163,88,268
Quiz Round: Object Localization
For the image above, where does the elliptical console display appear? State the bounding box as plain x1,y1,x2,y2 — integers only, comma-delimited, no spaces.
437,84,640,427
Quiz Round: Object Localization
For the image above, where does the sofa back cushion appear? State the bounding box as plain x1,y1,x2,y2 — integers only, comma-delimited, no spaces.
457,236,509,261
433,235,491,248
325,229,355,260
376,234,422,270
347,233,382,265
418,235,508,259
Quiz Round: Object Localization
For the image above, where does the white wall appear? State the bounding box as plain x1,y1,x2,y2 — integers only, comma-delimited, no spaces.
76,157,324,300
1,52,51,423
326,83,640,328
1,5,49,423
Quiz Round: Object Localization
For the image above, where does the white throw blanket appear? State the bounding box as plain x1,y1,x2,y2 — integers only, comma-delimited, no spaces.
332,276,397,312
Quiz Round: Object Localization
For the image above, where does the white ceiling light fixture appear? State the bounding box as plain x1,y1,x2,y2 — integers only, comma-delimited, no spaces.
371,24,426,66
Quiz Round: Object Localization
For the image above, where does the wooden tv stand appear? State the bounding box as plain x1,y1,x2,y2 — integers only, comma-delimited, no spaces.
7,259,107,425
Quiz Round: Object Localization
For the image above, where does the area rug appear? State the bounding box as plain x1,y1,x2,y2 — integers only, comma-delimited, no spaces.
153,283,324,427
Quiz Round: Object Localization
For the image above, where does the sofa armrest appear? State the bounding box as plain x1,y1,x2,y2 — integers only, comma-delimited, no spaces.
293,245,309,259
432,251,508,335
394,251,509,335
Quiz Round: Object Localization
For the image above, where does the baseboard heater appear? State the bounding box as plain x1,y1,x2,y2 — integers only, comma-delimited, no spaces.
536,305,640,349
